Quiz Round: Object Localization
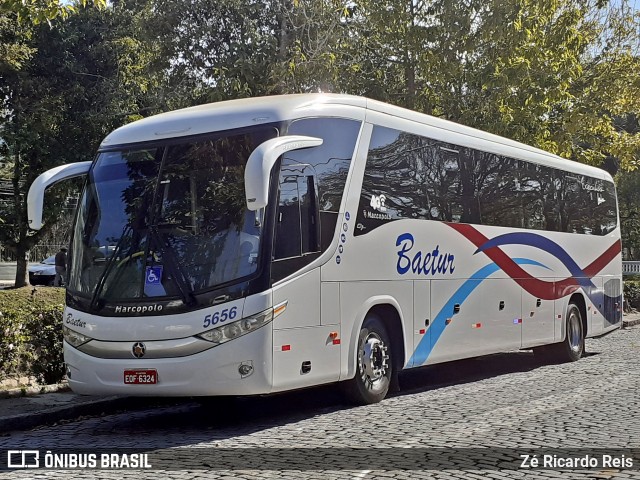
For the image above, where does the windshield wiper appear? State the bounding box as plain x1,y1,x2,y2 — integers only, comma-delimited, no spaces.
90,224,133,311
149,225,197,307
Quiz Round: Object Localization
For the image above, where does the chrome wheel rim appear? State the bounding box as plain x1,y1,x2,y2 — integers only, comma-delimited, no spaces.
358,332,389,391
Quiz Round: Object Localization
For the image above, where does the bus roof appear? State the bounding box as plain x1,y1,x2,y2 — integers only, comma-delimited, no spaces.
100,94,367,148
100,93,611,181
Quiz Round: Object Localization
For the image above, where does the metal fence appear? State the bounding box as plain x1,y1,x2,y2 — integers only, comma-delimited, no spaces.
623,261,640,276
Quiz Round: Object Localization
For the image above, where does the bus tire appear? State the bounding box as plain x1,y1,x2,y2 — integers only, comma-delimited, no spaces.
344,315,393,405
554,303,585,362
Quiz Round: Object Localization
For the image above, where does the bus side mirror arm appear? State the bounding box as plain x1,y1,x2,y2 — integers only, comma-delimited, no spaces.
27,161,92,231
245,135,323,211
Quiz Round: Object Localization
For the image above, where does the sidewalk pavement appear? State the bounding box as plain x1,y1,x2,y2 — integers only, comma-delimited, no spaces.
1,313,639,433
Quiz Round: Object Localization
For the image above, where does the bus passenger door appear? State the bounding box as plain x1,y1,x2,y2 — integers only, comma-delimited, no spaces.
271,167,340,391
521,279,555,347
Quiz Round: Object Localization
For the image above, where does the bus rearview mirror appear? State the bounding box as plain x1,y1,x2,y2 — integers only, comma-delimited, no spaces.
245,135,323,211
27,161,92,230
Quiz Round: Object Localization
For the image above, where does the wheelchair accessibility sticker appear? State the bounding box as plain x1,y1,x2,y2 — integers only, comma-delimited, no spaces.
145,266,163,285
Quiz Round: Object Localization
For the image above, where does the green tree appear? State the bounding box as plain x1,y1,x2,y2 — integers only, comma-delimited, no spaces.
0,2,160,286
0,0,105,24
279,0,639,171
146,0,356,101
147,0,280,108
618,168,640,259
269,0,354,94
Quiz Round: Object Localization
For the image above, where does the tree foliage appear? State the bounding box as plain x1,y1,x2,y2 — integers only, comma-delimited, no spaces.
617,161,640,258
0,2,160,285
281,0,639,171
0,0,106,25
145,0,281,108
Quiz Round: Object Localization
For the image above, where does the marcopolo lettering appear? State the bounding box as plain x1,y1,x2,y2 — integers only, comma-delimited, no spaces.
114,304,164,314
396,232,455,276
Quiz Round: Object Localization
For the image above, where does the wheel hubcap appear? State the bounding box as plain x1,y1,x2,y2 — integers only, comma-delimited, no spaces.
360,333,389,387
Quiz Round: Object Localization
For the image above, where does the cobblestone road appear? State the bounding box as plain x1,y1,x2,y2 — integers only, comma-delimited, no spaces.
1,326,640,479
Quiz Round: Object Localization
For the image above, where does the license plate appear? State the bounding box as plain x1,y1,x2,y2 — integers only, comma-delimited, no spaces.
124,369,157,385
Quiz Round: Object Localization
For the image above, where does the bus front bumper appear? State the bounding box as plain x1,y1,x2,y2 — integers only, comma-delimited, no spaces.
63,326,273,396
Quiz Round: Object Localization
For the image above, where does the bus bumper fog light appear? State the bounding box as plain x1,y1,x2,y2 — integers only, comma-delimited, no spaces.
238,362,253,377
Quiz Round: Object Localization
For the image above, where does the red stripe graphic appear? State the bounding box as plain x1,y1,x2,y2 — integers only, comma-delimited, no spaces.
448,223,621,300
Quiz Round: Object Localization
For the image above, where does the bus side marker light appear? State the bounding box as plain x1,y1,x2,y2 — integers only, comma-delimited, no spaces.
557,315,562,319
333,339,341,345
274,302,288,318
472,323,482,328
419,329,426,334
513,318,522,324
282,345,291,352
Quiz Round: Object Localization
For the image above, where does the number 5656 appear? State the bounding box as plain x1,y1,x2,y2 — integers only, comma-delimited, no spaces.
203,306,238,328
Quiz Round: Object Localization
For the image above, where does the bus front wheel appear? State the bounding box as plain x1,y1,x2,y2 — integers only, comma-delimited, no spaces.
344,315,393,405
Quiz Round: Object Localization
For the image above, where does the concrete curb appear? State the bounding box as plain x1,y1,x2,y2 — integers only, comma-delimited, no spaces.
0,396,129,432
623,318,640,328
0,383,70,399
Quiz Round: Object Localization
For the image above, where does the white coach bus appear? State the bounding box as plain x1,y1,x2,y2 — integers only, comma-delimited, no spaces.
27,94,622,404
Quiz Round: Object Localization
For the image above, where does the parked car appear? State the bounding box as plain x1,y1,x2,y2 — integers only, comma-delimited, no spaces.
28,255,57,286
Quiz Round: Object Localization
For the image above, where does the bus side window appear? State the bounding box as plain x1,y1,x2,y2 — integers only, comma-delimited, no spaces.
274,175,303,259
272,166,321,281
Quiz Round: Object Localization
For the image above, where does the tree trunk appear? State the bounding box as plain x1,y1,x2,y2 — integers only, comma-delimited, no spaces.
405,62,416,110
11,151,40,287
15,251,29,288
404,0,416,110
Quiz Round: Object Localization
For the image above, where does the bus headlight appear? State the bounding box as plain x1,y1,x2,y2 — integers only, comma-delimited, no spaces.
198,302,287,346
63,325,92,347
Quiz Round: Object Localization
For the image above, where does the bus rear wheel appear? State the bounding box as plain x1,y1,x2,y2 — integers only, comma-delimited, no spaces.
344,315,393,405
561,303,585,362
542,303,584,363
533,303,585,362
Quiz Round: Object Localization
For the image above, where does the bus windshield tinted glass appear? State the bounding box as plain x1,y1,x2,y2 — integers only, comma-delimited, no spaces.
68,126,278,303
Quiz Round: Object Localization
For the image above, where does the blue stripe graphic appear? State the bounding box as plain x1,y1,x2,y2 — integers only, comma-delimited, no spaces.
408,258,548,367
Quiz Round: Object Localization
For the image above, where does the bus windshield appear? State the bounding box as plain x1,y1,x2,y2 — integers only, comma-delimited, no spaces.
68,126,279,305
